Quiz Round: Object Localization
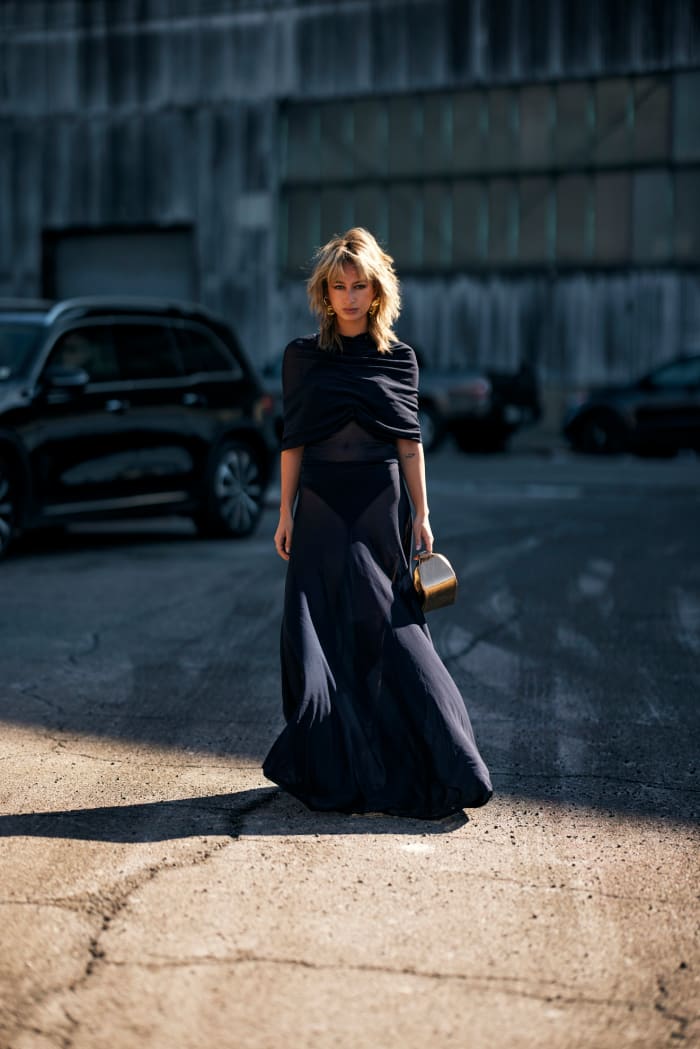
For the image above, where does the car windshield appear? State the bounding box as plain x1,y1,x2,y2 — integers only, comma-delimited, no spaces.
648,356,700,389
0,319,45,380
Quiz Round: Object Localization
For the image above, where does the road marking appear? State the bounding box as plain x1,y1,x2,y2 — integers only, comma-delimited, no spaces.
429,480,582,500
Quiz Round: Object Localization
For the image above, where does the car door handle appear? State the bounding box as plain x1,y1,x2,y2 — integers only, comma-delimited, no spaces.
104,398,129,414
182,392,207,407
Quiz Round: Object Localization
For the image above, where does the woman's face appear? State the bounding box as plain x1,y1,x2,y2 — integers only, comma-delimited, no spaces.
326,264,376,336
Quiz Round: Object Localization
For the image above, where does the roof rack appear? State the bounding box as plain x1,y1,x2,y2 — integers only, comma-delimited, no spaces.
44,296,212,325
0,298,55,312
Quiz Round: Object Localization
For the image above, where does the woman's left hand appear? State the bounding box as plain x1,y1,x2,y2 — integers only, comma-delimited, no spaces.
413,512,434,555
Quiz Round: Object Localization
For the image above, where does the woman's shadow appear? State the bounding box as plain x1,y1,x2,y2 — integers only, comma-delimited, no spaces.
0,787,468,842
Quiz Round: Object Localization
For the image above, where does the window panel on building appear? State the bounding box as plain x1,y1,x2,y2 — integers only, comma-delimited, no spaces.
633,170,672,262
451,91,484,173
633,78,669,162
285,107,319,181
422,182,451,269
452,181,485,264
519,177,552,263
388,184,422,268
556,175,591,261
423,94,452,175
388,96,422,177
353,184,388,245
674,170,700,260
279,73,680,275
486,89,518,171
519,85,552,169
555,83,592,167
673,71,700,161
285,189,318,271
320,187,353,243
351,98,388,177
488,179,518,263
594,79,632,166
595,173,631,262
319,103,353,180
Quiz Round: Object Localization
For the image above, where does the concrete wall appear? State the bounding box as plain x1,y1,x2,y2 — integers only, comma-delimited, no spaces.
1,0,699,390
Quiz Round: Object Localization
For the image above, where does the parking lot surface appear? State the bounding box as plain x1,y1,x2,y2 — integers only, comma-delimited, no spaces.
1,449,698,1048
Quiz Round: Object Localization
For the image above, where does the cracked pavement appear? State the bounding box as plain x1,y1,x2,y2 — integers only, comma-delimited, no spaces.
0,449,698,1048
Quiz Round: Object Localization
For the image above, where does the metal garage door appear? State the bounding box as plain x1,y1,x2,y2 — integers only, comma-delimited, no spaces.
42,227,196,301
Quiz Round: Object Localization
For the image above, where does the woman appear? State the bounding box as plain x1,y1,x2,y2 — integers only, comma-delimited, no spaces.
263,228,492,819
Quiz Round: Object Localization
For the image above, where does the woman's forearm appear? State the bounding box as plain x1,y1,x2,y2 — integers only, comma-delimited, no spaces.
396,438,429,516
279,446,305,513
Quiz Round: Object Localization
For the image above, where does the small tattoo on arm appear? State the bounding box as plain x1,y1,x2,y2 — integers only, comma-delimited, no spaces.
404,452,416,459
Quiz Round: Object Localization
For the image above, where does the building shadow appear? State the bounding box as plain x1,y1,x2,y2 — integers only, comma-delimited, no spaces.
0,786,469,843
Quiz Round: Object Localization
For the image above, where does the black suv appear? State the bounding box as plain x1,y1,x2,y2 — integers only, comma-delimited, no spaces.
0,297,277,559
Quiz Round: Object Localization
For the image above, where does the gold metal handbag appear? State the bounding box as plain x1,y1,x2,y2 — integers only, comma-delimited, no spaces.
413,551,458,612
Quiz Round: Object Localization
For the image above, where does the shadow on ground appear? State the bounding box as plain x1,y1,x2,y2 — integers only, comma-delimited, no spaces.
0,787,470,841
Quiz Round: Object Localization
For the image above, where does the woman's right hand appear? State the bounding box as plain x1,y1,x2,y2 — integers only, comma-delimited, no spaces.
274,511,294,561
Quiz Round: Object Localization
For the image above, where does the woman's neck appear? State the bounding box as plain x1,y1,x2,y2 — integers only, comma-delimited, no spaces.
336,321,369,338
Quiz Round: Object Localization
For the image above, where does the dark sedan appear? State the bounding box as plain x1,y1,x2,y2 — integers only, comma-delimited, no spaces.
563,353,700,455
417,359,541,453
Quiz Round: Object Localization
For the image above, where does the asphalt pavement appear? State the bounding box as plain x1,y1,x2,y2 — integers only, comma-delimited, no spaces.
0,447,698,1049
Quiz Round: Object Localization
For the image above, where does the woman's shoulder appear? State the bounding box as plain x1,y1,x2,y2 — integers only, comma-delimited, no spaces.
386,338,419,366
386,336,414,353
284,333,319,356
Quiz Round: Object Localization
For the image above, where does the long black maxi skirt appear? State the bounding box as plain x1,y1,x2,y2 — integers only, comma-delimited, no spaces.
262,422,493,819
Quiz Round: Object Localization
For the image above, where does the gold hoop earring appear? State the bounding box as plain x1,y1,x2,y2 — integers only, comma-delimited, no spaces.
323,297,335,317
368,298,380,318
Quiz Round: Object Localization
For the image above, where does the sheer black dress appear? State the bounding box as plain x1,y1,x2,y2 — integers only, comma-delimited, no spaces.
262,332,492,819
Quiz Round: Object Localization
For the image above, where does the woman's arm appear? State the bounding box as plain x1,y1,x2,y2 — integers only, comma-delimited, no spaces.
274,446,304,561
396,438,434,554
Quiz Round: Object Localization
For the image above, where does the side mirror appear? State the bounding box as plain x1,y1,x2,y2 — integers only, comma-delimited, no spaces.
43,365,90,391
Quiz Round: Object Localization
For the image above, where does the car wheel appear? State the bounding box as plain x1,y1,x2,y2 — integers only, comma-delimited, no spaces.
418,405,444,453
576,415,626,455
0,458,19,560
195,441,265,538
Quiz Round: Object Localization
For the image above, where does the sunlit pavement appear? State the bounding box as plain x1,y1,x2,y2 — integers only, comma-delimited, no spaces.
0,448,698,1048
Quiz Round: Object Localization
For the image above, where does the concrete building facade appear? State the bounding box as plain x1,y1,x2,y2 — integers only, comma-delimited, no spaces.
1,0,699,406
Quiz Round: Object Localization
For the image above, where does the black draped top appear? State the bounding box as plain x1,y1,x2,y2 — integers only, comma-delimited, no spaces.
280,332,422,451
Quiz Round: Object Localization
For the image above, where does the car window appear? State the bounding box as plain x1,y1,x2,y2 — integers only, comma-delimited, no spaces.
175,324,243,378
113,322,182,381
649,358,700,390
47,326,120,383
0,320,44,380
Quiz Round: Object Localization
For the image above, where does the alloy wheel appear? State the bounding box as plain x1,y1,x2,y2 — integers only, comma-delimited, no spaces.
0,462,17,558
212,445,263,536
579,416,625,455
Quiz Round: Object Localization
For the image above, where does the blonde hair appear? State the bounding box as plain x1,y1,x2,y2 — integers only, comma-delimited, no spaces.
307,228,401,354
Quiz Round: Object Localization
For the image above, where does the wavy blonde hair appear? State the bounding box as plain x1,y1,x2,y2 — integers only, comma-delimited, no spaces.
307,228,401,354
